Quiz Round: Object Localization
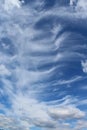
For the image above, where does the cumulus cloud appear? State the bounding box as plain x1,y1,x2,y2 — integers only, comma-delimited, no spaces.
75,120,87,130
0,114,30,130
49,106,85,119
6,93,86,129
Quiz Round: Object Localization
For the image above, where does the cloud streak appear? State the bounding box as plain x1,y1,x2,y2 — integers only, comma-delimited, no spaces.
0,0,87,130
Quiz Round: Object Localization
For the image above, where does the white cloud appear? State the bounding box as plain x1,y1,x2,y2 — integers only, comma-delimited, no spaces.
0,1,86,130
69,0,87,17
4,0,22,11
70,0,77,6
0,64,11,76
75,120,87,130
6,93,85,129
81,60,87,73
49,106,85,119
76,0,87,11
54,76,83,85
0,114,30,130
69,0,87,12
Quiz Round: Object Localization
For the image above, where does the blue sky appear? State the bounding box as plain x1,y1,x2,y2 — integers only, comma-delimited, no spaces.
0,0,87,130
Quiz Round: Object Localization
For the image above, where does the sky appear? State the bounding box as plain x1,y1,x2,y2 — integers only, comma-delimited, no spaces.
0,0,87,130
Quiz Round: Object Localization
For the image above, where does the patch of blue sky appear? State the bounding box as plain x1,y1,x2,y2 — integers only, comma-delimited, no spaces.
30,127,42,130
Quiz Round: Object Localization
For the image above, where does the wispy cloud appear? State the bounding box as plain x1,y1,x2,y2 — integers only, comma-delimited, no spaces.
0,0,87,130
54,76,83,85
